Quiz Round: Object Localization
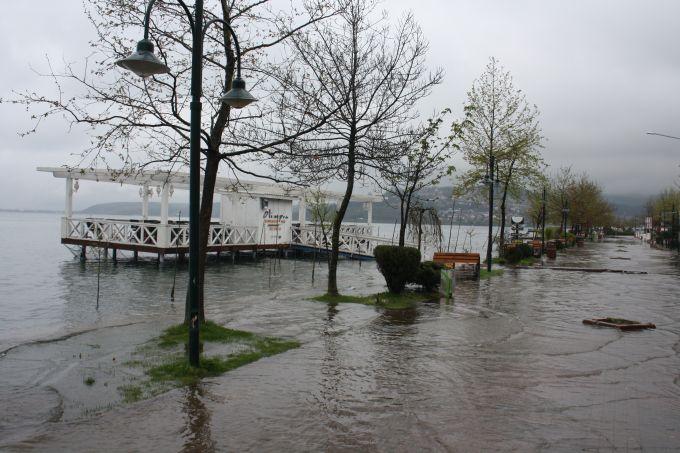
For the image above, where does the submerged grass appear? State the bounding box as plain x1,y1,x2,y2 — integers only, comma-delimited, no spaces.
479,268,504,279
147,321,300,385
118,384,143,403
157,320,254,348
311,290,437,310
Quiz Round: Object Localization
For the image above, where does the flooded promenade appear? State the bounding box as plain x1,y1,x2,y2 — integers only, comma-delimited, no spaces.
1,217,679,451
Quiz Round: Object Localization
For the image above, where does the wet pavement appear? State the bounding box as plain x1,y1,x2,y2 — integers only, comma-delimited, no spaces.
1,237,679,451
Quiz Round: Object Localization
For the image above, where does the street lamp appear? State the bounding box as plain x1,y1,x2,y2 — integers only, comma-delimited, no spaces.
116,0,256,367
562,204,570,241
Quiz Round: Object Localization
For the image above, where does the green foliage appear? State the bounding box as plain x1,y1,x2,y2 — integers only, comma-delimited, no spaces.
503,242,534,264
373,246,421,294
545,227,559,240
83,376,96,386
415,261,443,291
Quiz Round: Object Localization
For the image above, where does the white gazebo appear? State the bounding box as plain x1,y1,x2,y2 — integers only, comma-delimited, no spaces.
38,167,385,260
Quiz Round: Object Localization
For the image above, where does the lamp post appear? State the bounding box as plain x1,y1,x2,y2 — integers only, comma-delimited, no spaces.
541,186,546,255
562,203,570,242
485,155,499,272
116,0,256,367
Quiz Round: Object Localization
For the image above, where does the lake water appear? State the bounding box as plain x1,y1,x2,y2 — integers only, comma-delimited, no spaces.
1,211,679,451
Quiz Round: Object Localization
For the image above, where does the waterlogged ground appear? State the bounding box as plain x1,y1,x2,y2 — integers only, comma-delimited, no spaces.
1,232,680,450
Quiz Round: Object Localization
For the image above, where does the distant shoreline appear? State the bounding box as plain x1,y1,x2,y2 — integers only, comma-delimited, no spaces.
0,208,62,214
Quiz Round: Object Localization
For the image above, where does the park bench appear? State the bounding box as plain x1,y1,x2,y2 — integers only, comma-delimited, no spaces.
433,252,481,279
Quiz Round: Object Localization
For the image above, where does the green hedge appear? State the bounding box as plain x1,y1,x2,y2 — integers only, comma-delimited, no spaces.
374,245,421,294
415,261,443,291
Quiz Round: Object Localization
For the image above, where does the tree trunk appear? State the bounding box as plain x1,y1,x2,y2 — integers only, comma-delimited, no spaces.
499,187,509,257
187,148,220,323
327,141,356,296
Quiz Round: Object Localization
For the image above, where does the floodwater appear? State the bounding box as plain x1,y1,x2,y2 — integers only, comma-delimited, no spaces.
1,212,679,451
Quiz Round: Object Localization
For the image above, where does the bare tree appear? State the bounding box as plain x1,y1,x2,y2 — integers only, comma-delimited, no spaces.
377,111,455,246
273,0,443,296
454,57,542,258
6,0,339,321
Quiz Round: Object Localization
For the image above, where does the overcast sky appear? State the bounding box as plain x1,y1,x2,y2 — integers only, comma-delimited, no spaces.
1,0,678,211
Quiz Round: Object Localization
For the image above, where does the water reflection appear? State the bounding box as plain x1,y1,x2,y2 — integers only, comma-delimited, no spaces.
181,384,215,453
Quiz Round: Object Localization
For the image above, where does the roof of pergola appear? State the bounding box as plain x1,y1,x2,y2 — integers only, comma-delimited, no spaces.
37,167,381,203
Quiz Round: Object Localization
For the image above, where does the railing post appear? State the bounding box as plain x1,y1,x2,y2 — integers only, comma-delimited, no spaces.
157,184,170,248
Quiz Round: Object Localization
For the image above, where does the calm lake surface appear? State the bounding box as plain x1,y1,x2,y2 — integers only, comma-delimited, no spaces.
1,211,679,451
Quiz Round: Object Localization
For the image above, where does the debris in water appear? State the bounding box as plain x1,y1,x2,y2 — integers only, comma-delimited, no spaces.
583,317,656,331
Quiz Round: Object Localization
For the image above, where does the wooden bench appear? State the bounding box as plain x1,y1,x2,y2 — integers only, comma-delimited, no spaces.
433,252,481,279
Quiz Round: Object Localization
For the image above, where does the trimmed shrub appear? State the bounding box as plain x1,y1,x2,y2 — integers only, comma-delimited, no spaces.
517,243,534,259
415,261,443,291
504,245,523,264
374,245,421,294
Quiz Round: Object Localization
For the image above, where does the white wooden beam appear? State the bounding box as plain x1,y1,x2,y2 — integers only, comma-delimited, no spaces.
65,177,73,218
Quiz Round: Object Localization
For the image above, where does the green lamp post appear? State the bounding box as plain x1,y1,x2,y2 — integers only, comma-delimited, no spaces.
116,0,256,367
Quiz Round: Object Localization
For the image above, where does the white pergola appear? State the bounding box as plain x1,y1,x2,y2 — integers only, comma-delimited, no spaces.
38,167,385,257
38,166,380,225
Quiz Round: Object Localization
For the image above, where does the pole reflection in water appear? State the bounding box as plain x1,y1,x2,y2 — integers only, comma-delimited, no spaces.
181,384,215,453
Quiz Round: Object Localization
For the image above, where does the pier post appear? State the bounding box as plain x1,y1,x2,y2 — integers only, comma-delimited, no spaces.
133,250,138,262
112,248,117,263
80,245,87,261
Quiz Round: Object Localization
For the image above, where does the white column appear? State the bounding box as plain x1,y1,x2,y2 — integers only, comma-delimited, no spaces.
367,201,373,225
158,184,170,248
142,184,149,220
220,194,228,223
299,197,306,226
160,184,169,224
65,177,73,218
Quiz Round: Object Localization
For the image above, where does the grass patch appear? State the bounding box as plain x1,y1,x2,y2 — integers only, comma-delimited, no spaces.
493,257,537,266
479,268,504,279
83,376,95,386
147,321,300,385
158,320,255,348
118,384,143,403
148,337,299,385
311,291,436,310
311,294,372,304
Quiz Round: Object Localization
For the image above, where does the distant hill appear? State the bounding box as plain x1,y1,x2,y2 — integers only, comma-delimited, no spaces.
605,194,648,219
81,187,642,224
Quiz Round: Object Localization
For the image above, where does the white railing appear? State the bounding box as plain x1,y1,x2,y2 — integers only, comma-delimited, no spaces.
292,225,435,259
62,217,259,249
63,217,160,246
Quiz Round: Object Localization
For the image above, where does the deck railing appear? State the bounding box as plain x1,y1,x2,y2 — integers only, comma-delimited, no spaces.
62,217,259,249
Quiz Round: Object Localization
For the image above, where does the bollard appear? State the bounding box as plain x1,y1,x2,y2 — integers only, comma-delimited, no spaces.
440,268,455,299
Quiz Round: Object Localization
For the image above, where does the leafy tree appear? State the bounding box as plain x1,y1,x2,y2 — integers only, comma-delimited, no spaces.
454,57,542,258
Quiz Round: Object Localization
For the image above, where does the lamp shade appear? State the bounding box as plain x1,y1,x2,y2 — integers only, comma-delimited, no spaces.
116,39,170,78
219,77,256,108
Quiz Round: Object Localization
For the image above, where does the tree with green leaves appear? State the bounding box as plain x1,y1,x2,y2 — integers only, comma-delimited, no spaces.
454,57,543,257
